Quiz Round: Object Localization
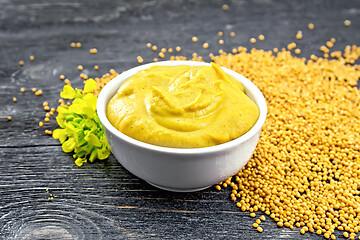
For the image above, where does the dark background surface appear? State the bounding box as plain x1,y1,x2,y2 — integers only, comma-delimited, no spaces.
0,0,359,239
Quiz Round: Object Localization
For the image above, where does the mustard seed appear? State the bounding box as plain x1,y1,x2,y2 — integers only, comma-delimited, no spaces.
137,56,144,63
344,20,351,26
296,31,303,39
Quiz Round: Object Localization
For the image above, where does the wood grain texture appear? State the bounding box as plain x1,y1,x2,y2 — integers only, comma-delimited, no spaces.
0,0,359,239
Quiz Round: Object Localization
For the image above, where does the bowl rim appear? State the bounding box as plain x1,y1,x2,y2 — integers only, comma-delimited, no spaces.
97,60,267,155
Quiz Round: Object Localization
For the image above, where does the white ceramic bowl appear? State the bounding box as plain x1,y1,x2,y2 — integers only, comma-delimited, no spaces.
97,61,267,192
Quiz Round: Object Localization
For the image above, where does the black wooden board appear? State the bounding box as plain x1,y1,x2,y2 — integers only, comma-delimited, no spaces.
1,0,360,239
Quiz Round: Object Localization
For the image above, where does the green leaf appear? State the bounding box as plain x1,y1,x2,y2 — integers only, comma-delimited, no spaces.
60,85,76,99
89,149,98,162
83,79,97,93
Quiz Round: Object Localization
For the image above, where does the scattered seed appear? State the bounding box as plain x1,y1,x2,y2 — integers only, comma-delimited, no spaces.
296,31,303,39
222,4,228,10
137,56,144,63
89,48,98,54
326,41,334,48
344,20,351,26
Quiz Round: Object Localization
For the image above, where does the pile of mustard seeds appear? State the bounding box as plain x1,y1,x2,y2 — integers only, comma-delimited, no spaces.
214,46,360,239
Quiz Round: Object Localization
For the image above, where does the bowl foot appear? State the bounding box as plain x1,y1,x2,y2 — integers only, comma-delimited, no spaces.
146,181,212,192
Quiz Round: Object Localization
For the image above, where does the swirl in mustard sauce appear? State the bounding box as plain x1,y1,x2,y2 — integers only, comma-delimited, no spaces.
106,63,259,148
